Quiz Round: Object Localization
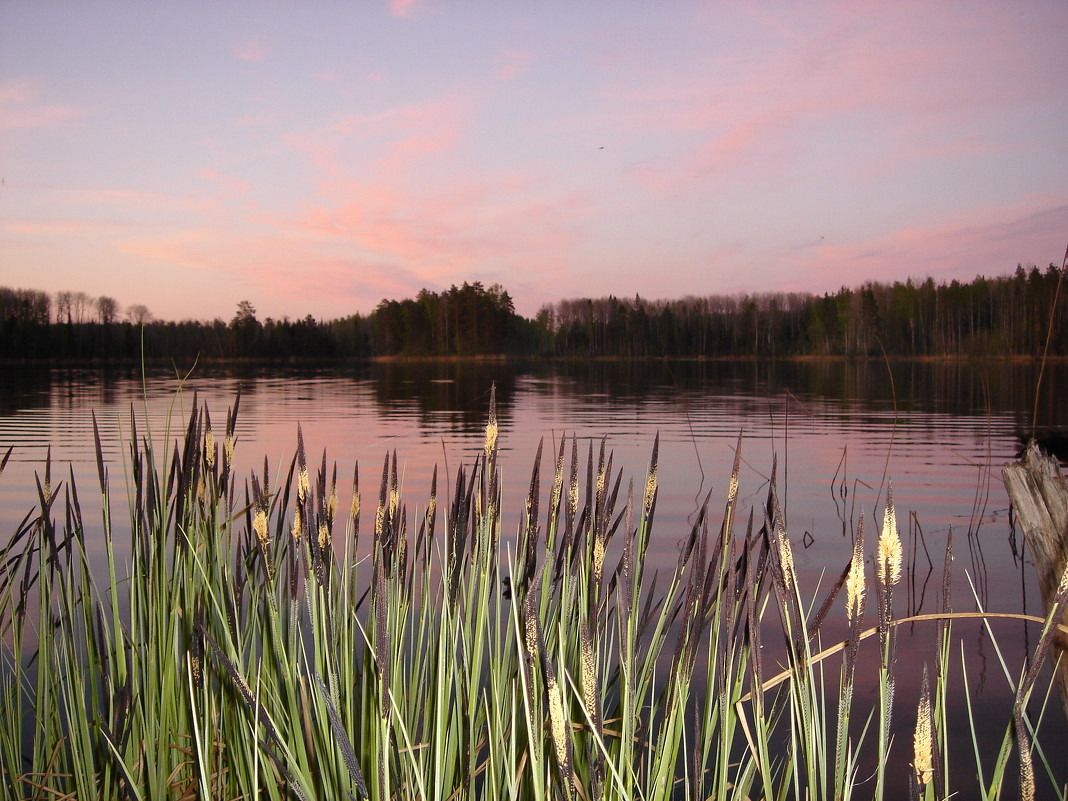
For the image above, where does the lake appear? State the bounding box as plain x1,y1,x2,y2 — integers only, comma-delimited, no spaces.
2,358,1066,795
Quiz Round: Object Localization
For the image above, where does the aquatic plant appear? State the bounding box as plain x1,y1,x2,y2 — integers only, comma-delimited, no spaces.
0,387,1065,800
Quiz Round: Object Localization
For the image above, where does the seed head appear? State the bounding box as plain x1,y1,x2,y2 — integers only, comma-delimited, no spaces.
298,467,309,504
375,503,385,540
1057,560,1068,597
580,625,598,722
484,385,499,456
224,434,235,472
546,672,571,774
727,471,739,505
877,487,902,587
642,468,657,515
484,417,498,458
778,531,796,592
524,607,539,666
253,508,269,546
846,538,865,624
291,505,303,541
204,428,215,469
318,521,329,549
593,535,605,584
913,670,933,789
550,444,565,509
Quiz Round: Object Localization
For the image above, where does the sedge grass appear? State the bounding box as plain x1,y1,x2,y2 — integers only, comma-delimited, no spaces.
0,389,1066,800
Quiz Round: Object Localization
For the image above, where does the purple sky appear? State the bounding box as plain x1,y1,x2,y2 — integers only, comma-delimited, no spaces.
1,1,1066,322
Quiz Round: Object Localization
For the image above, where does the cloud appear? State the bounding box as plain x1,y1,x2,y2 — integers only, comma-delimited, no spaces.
596,2,1066,198
288,178,589,288
199,168,252,200
787,202,1068,293
389,0,432,19
234,37,270,62
113,225,437,319
288,91,475,185
495,48,534,82
0,78,83,132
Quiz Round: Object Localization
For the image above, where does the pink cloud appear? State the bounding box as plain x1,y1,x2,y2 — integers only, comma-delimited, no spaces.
784,202,1068,294
597,2,1063,198
91,147,591,319
114,225,437,319
1,218,124,237
294,183,588,284
286,92,474,185
45,187,209,217
199,168,252,199
389,0,432,19
115,231,219,273
0,78,83,131
495,48,534,82
238,109,284,127
234,37,270,62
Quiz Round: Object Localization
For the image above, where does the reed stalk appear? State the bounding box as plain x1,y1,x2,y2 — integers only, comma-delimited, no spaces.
0,390,1064,800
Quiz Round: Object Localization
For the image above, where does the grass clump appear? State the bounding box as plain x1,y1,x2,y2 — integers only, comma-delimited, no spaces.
0,387,1066,800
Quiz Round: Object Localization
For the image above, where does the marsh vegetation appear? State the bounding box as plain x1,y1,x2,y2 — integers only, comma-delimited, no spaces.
1,385,1066,800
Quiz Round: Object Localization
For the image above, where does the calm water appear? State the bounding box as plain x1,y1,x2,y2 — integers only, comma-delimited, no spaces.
2,359,1066,794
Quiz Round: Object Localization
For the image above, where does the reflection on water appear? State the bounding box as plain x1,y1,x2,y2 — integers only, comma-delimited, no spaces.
1,359,1066,792
3,359,1065,584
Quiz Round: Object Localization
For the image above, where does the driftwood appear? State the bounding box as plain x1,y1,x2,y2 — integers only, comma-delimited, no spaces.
1002,440,1068,723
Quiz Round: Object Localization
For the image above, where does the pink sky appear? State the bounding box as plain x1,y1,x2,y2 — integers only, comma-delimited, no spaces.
1,0,1065,322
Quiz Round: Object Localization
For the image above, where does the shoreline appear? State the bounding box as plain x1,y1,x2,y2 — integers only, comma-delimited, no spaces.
2,352,1066,367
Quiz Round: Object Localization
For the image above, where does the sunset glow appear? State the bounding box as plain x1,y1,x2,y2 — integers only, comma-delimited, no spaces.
1,1,1065,322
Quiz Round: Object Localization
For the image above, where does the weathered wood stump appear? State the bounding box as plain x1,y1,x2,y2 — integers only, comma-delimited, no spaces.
1002,440,1068,723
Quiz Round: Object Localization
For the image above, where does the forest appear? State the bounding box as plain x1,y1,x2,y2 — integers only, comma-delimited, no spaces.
1,265,1065,363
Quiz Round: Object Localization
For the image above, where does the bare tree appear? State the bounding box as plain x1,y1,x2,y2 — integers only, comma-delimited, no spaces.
96,296,118,325
55,291,72,323
126,304,153,325
70,291,92,323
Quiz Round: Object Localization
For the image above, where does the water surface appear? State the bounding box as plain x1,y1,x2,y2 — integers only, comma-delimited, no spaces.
2,359,1066,793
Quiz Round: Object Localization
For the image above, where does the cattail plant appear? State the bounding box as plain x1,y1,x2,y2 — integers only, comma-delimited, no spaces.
913,666,934,799
875,484,902,800
1,391,1066,801
834,517,866,798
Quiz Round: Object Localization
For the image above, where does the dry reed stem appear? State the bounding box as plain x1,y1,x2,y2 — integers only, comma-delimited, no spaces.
734,608,1068,788
737,610,1068,706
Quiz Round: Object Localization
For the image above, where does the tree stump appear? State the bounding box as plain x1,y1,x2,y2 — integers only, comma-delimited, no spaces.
1002,440,1068,723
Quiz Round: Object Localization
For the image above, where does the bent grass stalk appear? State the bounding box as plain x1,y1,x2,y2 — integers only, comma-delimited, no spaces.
1,391,1066,800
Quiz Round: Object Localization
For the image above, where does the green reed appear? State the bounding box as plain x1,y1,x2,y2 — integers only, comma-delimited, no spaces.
1,386,1066,801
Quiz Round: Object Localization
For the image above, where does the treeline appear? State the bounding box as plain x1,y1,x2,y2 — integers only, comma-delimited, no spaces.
1,265,1065,362
535,265,1068,358
369,282,524,355
0,287,366,362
